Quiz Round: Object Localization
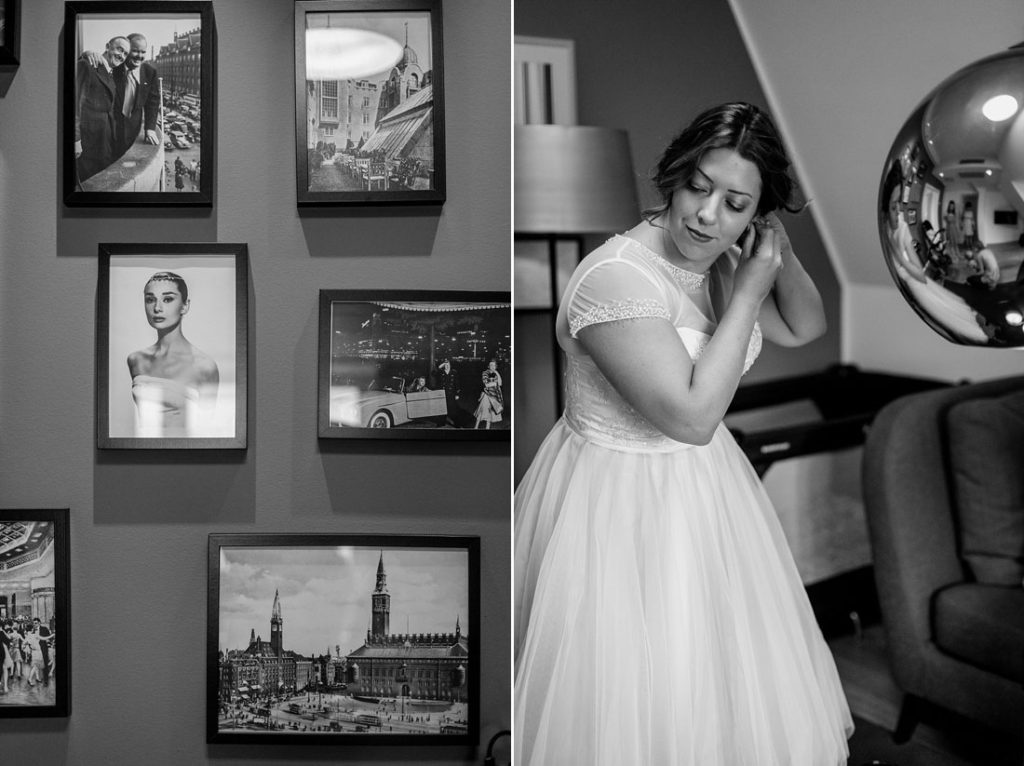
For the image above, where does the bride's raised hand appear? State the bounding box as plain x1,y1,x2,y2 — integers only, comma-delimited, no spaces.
732,217,781,307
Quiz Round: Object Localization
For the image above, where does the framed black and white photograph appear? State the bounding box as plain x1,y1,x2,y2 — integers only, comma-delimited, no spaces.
318,290,510,440
294,0,445,206
63,1,214,206
0,0,21,71
207,533,480,745
0,508,70,719
96,243,248,449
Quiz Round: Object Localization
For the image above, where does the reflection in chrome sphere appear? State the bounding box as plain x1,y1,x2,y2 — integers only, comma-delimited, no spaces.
879,44,1024,346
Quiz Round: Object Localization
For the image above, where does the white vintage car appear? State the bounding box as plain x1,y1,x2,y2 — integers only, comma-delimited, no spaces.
330,377,448,428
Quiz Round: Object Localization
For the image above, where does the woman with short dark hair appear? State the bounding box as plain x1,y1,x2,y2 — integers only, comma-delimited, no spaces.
127,272,219,437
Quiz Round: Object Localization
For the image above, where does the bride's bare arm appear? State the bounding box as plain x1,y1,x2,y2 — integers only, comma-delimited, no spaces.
577,226,779,445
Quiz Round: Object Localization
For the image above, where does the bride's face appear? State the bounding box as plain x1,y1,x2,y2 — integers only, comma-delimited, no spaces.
663,148,761,271
144,279,189,330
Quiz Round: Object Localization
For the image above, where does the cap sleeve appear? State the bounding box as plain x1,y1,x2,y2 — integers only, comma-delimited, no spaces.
566,258,671,338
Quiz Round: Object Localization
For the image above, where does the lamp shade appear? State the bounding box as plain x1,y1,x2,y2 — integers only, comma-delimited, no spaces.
515,125,640,233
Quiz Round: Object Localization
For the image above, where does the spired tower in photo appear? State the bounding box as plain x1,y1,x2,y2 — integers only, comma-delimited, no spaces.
371,552,390,638
374,23,426,127
346,551,469,701
270,588,283,656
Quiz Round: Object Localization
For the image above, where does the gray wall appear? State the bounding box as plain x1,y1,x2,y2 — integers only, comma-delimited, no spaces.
514,0,843,480
0,1,511,764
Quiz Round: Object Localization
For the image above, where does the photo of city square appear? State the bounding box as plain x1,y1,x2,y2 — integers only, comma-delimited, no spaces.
325,298,511,431
0,520,59,709
214,542,475,739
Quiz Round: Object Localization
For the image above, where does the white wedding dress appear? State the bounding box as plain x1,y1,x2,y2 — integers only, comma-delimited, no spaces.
514,235,853,765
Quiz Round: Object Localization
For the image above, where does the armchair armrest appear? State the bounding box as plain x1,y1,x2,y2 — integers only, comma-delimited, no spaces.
863,376,1024,689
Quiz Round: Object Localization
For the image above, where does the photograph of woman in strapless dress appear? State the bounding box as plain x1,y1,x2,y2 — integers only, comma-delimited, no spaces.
101,249,242,445
127,271,219,437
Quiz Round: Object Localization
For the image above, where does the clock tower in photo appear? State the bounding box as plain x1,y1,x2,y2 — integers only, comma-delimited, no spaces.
270,588,283,656
371,552,390,638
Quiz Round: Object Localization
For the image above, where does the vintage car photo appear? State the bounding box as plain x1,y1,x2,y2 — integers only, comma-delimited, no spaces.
317,291,511,440
330,375,448,428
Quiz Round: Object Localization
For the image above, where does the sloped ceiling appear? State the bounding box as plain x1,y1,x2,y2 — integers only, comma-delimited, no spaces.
727,0,1024,287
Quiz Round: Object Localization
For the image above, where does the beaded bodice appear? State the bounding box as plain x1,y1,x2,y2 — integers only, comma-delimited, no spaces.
558,235,762,452
563,325,761,451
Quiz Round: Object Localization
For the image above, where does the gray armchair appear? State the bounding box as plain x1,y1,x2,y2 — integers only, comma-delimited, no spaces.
862,376,1024,740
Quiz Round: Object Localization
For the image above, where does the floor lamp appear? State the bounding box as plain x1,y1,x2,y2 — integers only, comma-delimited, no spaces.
514,124,639,414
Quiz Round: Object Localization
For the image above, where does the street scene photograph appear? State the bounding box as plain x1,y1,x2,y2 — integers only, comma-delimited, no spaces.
71,12,204,193
325,298,511,431
303,8,438,194
214,542,474,739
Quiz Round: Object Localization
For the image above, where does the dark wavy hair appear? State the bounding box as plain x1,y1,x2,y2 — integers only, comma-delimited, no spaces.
644,102,803,220
146,272,189,303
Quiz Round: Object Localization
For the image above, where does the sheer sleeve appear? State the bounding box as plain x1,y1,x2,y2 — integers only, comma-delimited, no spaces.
566,258,671,338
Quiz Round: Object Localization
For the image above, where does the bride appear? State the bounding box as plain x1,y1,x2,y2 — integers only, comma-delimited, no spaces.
514,102,853,765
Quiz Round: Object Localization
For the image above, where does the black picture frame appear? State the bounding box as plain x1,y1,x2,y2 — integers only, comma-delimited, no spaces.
0,508,71,719
96,243,249,449
207,533,480,745
317,290,510,440
294,0,446,206
0,0,21,71
63,1,215,206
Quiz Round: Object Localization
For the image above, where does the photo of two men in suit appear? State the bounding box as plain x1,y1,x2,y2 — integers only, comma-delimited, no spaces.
74,33,160,184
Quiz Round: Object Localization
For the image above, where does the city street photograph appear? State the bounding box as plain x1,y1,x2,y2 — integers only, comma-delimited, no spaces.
64,2,213,204
296,0,445,204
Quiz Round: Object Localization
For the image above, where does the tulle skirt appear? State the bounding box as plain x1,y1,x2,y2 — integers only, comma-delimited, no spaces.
514,419,853,765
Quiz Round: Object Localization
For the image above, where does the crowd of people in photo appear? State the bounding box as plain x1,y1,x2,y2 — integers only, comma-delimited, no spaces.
0,617,56,695
219,688,467,734
165,155,201,192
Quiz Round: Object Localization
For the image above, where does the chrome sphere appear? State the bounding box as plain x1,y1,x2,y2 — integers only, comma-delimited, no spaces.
879,44,1024,346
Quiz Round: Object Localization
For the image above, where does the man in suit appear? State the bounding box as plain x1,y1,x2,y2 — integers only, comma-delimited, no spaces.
432,358,464,427
113,33,161,156
74,36,129,183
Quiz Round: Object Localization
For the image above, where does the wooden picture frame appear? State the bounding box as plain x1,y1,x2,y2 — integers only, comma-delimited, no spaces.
317,290,510,439
96,243,249,449
0,0,21,71
63,1,215,206
207,533,480,745
0,508,71,718
294,0,446,206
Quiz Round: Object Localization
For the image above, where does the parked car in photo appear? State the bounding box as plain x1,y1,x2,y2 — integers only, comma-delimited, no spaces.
170,132,192,150
330,376,447,428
